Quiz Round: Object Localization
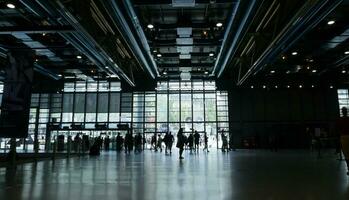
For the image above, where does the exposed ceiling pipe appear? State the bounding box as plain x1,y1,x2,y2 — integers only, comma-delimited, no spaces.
211,0,240,76
39,0,135,86
123,0,160,77
20,0,135,86
237,0,343,85
101,0,157,79
0,46,61,80
54,2,135,86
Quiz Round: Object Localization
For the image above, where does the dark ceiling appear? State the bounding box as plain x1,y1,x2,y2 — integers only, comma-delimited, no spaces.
0,0,348,90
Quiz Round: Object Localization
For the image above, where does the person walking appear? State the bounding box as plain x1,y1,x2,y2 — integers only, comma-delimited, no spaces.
194,131,200,152
337,107,349,175
176,128,185,159
134,133,143,153
203,132,209,152
188,133,194,153
104,136,110,151
116,132,124,152
124,131,133,154
168,132,174,154
157,134,163,152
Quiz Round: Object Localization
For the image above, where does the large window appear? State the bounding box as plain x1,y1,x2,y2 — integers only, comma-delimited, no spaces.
338,89,349,116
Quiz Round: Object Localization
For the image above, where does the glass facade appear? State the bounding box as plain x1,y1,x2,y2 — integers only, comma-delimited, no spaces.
338,89,349,116
0,80,229,152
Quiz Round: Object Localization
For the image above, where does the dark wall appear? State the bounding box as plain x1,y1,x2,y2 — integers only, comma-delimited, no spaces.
228,88,339,148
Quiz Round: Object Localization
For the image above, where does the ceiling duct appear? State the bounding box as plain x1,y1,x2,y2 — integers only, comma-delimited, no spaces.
172,0,195,7
176,27,193,60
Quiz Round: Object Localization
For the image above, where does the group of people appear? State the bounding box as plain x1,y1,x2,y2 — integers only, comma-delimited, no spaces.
150,132,175,154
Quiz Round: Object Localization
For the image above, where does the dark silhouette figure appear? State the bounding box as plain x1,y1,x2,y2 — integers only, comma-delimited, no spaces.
116,133,124,152
104,136,110,151
221,131,228,152
73,133,81,152
176,128,185,159
194,131,200,152
157,134,163,152
124,132,133,154
134,133,143,153
188,133,194,153
337,107,349,175
151,133,157,151
203,132,209,152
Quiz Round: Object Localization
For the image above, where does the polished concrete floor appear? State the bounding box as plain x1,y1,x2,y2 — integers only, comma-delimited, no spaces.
0,149,349,200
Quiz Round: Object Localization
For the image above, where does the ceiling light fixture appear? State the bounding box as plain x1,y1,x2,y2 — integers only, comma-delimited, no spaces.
342,70,346,74
205,71,209,74
275,85,278,88
163,71,167,75
312,69,317,73
345,51,349,55
156,53,162,57
330,85,334,89
251,86,254,89
209,53,214,57
263,85,266,89
147,24,154,29
291,51,298,56
282,56,286,60
327,20,335,25
58,74,62,77
216,22,223,27
311,85,315,88
6,3,15,9
299,85,303,88
76,55,82,59
270,70,275,73
287,85,290,88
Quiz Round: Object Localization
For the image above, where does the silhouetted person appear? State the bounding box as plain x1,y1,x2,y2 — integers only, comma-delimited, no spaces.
221,131,228,152
124,132,133,154
164,131,174,154
134,133,143,153
176,128,185,159
194,131,200,152
116,133,123,152
168,132,174,154
188,133,194,153
157,134,163,152
203,132,209,152
337,107,349,175
73,133,81,152
104,136,110,151
151,133,157,151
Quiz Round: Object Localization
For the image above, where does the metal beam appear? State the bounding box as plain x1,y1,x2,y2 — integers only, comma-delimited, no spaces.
133,0,237,6
158,62,214,68
0,25,74,34
237,0,343,85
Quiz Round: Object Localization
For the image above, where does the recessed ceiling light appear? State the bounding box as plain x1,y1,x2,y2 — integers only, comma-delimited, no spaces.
342,70,346,74
251,86,254,89
205,71,209,74
311,85,315,88
275,85,278,88
153,49,157,53
6,3,15,9
286,70,290,74
287,85,290,88
58,74,62,77
282,56,286,60
156,53,162,57
42,33,46,36
216,22,223,27
263,85,266,89
76,55,82,59
330,85,334,88
270,70,275,73
327,20,335,25
307,66,310,70
163,71,167,75
209,53,214,57
345,51,349,55
291,51,298,56
105,66,109,69
299,85,303,88
312,69,317,73
35,59,39,62
147,24,154,29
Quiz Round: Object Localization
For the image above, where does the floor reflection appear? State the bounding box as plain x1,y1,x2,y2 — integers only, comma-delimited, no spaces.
0,150,348,200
